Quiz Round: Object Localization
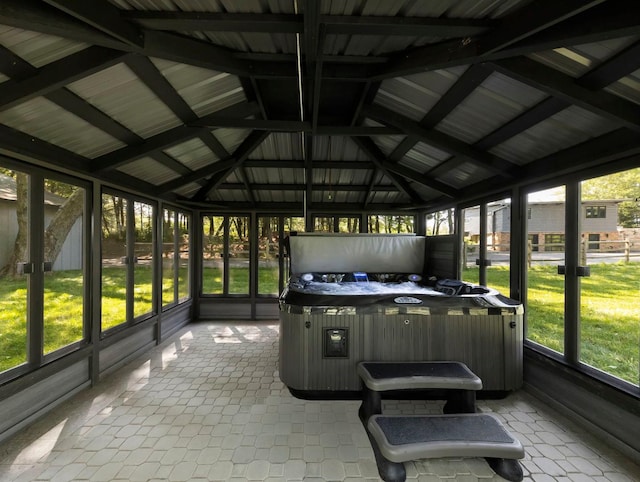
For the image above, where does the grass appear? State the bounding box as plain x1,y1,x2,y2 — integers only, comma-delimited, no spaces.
1,263,638,385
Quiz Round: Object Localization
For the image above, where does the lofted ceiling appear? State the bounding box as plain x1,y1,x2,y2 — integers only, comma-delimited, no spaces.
0,0,639,213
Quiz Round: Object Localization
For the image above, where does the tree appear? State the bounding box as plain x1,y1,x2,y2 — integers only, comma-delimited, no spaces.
0,173,84,277
582,168,640,228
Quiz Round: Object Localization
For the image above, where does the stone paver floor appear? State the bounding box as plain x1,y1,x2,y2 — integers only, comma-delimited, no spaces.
1,321,639,481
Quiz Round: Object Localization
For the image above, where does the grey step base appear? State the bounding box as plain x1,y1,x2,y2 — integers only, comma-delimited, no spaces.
357,361,482,391
367,413,524,482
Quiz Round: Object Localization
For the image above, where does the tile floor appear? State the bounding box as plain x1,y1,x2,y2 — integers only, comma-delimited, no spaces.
0,321,639,482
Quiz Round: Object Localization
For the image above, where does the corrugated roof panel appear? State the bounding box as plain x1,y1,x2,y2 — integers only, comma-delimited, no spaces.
245,167,305,185
213,128,251,154
410,182,442,201
312,136,367,161
491,105,618,165
67,63,182,139
0,26,88,67
373,135,407,157
607,70,640,106
150,58,246,117
117,157,179,185
164,137,219,171
250,133,302,160
0,97,124,157
376,68,465,121
401,141,450,172
212,189,249,203
438,71,548,144
436,161,492,188
530,36,639,79
171,183,200,198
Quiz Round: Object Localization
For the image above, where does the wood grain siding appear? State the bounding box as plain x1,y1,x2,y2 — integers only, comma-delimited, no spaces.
279,310,523,392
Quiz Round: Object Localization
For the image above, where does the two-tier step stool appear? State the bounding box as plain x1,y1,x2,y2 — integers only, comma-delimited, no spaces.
357,361,524,482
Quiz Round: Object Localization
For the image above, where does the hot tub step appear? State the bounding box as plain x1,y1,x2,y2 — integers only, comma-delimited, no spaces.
357,361,482,420
367,413,524,482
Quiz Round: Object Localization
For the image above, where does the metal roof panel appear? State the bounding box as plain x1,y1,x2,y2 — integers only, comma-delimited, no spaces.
117,156,179,185
67,63,182,139
0,97,124,157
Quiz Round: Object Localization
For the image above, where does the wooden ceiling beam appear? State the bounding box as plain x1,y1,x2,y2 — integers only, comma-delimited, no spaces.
490,56,640,133
0,46,129,112
364,104,520,178
44,0,143,47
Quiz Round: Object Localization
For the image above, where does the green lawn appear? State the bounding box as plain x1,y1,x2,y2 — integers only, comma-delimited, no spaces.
1,263,638,385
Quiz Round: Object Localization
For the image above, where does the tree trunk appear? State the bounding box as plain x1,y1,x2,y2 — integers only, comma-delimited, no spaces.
0,172,29,277
44,188,84,265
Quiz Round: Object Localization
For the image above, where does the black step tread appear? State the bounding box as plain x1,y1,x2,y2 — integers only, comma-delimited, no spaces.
368,413,524,463
358,361,482,391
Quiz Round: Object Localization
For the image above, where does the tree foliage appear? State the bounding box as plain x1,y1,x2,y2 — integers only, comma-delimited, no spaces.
582,168,640,227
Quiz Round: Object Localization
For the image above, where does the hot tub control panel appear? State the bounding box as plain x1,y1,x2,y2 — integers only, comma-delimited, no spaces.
298,272,423,283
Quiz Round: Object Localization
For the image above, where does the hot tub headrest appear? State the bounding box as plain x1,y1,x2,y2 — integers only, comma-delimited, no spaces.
288,234,426,274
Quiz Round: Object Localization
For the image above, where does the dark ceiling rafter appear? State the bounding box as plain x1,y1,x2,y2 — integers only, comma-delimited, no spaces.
0,0,638,215
352,137,454,200
462,127,640,202
364,104,521,178
90,101,259,173
43,0,143,47
373,0,612,80
389,63,495,162
218,182,398,192
122,12,302,34
576,40,640,89
490,56,640,133
193,130,270,202
0,46,130,112
123,54,232,180
0,124,161,197
0,45,141,145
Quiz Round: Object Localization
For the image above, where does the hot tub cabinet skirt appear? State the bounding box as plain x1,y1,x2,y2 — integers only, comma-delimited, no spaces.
279,310,523,395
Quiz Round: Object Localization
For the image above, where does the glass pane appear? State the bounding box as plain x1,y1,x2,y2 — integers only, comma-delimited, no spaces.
177,212,190,301
228,216,249,294
314,216,334,232
486,199,511,295
258,217,280,295
101,194,127,331
202,215,224,294
426,209,454,236
43,180,85,355
580,169,640,385
0,170,29,372
369,215,415,233
162,209,175,307
283,217,305,279
338,217,359,233
461,205,480,285
133,201,154,318
526,186,566,354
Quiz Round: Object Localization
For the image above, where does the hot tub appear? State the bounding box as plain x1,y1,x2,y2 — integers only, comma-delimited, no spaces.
279,234,523,397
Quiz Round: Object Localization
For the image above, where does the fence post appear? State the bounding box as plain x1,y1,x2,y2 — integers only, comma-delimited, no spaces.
527,240,532,268
580,238,587,266
625,239,630,263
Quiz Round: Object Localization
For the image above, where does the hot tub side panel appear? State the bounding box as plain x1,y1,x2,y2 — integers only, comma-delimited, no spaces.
280,311,370,392
279,309,523,393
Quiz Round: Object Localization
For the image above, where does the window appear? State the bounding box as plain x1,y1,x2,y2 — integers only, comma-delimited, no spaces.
585,206,606,218
426,209,454,236
201,215,250,295
1,167,88,377
162,208,191,308
101,192,156,332
369,215,415,233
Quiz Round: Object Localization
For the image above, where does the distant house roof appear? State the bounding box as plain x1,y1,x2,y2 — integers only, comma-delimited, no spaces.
0,173,67,205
